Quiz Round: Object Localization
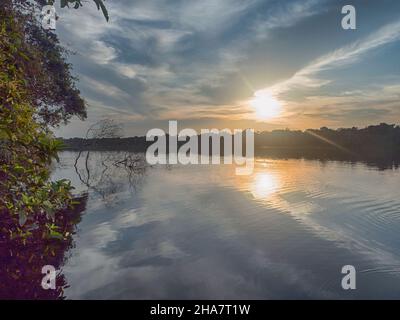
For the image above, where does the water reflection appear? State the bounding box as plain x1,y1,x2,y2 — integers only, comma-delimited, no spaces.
73,151,148,201
59,154,400,299
0,195,87,299
4,152,400,299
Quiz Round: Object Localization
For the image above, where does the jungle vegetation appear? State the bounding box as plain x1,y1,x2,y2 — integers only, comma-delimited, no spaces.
0,0,108,241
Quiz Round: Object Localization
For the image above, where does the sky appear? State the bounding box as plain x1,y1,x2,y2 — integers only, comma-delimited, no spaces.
54,0,400,138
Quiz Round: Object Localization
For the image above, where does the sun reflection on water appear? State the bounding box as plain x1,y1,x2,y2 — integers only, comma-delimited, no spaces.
251,172,280,200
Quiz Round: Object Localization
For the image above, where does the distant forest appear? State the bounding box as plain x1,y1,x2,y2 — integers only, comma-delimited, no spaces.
61,123,400,168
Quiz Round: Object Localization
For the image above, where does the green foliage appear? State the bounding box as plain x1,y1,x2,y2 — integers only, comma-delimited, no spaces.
0,0,109,241
38,0,109,21
0,11,74,240
11,0,87,126
92,0,109,22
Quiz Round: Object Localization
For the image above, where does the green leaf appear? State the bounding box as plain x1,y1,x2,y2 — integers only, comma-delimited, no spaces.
93,0,109,21
49,230,64,240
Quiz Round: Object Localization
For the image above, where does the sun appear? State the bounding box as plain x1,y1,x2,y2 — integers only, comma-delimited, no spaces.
249,91,281,120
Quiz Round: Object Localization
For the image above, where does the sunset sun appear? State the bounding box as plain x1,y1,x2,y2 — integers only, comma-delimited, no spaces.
250,91,282,120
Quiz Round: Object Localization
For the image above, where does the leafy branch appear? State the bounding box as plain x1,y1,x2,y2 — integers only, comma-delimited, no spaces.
51,0,109,21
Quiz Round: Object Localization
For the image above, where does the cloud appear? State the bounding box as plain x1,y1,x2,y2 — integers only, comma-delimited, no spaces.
177,0,260,33
54,1,400,136
254,0,327,38
55,0,330,121
259,18,400,98
90,40,118,64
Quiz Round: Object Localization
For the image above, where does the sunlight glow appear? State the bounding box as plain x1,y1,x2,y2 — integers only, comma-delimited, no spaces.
251,172,279,200
250,91,281,120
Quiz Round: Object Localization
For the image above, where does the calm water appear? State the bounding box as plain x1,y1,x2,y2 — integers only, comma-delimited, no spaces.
51,151,400,299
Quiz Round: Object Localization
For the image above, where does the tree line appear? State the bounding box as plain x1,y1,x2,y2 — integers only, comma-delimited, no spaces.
63,123,400,161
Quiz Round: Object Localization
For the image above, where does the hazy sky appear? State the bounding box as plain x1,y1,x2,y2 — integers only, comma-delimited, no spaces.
54,0,400,137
